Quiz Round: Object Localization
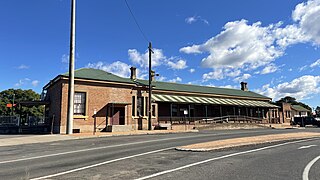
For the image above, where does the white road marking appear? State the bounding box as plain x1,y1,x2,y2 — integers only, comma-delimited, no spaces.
135,138,319,180
30,147,173,180
298,145,317,149
0,130,267,164
302,155,320,180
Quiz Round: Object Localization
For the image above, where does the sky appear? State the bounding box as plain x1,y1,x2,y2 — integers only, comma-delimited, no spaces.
0,0,320,109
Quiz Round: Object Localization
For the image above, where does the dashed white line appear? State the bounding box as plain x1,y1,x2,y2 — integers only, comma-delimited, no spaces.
298,145,317,149
0,130,267,164
135,138,319,180
302,154,320,180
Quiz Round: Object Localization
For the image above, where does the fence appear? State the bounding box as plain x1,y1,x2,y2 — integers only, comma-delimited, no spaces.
158,115,265,125
0,116,20,126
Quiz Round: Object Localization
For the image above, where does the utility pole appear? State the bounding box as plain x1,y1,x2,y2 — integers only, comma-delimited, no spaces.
148,42,153,130
11,94,15,116
66,0,76,134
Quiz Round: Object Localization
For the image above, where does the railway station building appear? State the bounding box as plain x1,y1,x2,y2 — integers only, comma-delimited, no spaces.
43,67,279,133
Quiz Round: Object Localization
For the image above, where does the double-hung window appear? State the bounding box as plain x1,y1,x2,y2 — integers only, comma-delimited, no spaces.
74,92,86,115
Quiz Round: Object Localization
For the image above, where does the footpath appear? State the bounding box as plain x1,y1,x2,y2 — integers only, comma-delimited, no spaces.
0,129,198,147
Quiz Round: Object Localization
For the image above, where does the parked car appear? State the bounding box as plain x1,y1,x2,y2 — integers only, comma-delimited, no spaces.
292,117,320,127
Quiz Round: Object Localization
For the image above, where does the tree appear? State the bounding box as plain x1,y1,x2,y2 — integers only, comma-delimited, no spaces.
275,96,312,115
0,89,44,117
275,96,297,104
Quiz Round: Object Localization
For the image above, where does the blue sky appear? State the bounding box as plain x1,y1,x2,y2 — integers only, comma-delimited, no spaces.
1,0,320,109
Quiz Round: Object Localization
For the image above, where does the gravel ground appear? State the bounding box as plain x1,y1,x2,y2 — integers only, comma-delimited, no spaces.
176,132,320,151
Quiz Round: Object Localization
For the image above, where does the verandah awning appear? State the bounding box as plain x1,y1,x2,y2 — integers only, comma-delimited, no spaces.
152,94,278,108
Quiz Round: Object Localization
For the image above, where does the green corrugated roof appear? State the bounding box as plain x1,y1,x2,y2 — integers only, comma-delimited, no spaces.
292,105,310,112
62,68,134,84
60,68,270,100
137,79,270,99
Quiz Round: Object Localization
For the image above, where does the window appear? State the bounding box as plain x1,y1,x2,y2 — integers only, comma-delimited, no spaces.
74,92,86,115
137,97,144,116
171,104,178,116
132,96,135,116
152,104,156,117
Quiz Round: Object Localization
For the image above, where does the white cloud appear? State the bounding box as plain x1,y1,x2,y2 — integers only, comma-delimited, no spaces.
260,63,279,74
180,1,320,80
180,20,285,71
17,64,29,69
255,75,320,101
31,80,39,87
299,65,308,71
86,61,131,78
128,48,187,70
128,49,165,68
218,85,238,89
14,78,30,87
292,0,320,44
202,68,241,81
189,68,195,73
61,54,69,63
310,58,320,67
233,74,252,83
185,15,209,25
168,77,182,83
167,59,187,69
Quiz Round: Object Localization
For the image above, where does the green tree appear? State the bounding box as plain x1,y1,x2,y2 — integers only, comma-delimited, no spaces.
275,96,297,104
0,89,44,117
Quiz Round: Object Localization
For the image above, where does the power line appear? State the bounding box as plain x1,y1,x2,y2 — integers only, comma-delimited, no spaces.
124,0,150,43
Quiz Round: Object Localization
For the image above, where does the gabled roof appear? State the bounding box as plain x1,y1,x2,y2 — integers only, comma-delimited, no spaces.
62,68,134,84
47,68,271,100
292,105,310,112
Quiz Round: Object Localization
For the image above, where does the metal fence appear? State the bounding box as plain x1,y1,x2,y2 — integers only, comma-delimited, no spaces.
158,115,265,125
0,116,20,126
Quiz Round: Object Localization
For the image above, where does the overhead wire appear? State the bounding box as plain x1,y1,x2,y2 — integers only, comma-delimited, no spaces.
124,0,150,43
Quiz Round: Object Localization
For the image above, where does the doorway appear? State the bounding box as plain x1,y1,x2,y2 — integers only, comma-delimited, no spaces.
111,107,125,125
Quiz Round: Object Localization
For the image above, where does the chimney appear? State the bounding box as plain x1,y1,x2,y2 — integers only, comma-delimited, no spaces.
240,82,248,91
130,67,136,80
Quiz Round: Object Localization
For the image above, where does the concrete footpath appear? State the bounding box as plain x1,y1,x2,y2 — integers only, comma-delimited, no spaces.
0,129,198,147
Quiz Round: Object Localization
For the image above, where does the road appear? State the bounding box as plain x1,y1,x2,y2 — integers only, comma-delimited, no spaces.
0,128,320,180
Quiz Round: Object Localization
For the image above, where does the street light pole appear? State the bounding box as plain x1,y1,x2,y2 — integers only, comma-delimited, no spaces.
66,0,76,134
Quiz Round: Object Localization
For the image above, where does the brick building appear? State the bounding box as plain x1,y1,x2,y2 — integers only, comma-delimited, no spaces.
43,67,279,134
278,102,311,123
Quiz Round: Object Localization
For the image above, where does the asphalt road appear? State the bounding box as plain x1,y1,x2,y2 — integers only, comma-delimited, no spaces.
0,128,320,180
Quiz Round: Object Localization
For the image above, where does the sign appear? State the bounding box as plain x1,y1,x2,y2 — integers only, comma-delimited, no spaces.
6,104,16,108
183,109,188,115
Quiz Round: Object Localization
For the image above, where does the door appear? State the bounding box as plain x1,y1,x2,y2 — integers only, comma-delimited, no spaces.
111,107,125,125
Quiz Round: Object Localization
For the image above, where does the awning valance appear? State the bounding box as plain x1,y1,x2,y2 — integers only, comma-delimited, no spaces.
152,94,278,108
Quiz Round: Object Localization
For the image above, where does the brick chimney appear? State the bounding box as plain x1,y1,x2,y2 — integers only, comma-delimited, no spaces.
240,82,248,91
130,67,137,80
